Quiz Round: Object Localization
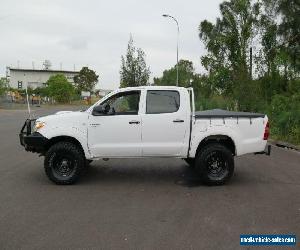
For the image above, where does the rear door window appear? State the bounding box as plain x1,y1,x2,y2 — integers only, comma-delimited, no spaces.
146,90,180,114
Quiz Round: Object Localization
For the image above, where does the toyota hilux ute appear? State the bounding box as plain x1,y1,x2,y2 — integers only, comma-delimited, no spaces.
19,86,271,185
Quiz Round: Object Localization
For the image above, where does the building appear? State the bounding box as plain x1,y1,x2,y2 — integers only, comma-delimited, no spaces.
96,89,112,97
7,67,79,89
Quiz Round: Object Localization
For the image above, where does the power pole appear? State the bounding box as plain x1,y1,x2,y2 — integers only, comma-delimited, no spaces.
162,14,180,86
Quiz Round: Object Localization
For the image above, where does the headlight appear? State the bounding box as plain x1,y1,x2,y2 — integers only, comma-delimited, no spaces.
34,121,45,131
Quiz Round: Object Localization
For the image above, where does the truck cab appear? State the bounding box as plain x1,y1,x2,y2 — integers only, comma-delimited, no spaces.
87,86,191,158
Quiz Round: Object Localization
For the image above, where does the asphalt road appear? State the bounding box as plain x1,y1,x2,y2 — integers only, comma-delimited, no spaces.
0,107,299,250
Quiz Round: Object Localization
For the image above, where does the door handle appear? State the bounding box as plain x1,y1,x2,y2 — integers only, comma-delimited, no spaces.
173,119,184,123
129,120,140,124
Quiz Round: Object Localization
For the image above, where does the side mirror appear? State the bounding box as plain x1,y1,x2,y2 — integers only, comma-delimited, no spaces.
92,103,110,116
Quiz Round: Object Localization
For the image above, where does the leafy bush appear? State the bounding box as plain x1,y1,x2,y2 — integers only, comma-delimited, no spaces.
33,87,49,97
195,95,234,111
0,78,8,96
268,94,300,144
47,74,74,103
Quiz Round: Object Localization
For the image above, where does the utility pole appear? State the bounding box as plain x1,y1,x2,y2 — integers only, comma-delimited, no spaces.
162,14,180,86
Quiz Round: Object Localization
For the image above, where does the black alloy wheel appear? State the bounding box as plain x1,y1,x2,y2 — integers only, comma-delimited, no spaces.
195,143,234,185
44,142,85,185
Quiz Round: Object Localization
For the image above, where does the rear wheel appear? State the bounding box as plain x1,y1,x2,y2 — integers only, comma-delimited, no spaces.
195,143,234,185
44,142,85,185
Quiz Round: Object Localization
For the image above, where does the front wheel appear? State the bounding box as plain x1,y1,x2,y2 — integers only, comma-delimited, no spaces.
44,142,85,185
195,143,234,185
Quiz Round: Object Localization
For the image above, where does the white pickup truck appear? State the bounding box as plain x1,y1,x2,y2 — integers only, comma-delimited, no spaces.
20,86,270,185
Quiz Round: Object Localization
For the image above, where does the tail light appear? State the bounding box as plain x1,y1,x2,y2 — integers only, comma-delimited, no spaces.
263,121,270,140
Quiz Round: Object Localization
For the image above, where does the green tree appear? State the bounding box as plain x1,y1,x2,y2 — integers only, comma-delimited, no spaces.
154,60,194,87
120,36,151,87
74,67,99,92
47,74,74,103
195,0,300,144
0,77,8,96
259,0,299,76
154,60,215,104
199,0,260,110
276,0,300,71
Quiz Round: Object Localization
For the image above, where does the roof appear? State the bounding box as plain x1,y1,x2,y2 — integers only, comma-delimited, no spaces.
119,86,186,91
9,68,79,74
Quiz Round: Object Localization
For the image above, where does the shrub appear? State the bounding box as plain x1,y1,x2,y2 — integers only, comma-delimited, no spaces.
47,74,74,103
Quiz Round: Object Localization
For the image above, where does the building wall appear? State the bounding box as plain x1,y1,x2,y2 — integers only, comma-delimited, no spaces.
98,89,112,97
8,69,78,89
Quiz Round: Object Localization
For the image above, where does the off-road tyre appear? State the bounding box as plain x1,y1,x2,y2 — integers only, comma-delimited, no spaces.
195,143,234,185
44,141,85,185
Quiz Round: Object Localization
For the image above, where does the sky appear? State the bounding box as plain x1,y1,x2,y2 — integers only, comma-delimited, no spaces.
0,0,223,90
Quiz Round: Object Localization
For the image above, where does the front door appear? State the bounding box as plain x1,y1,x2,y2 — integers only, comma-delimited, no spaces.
88,90,142,157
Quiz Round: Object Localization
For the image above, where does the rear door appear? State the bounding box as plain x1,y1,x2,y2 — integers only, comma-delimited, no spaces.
141,90,189,157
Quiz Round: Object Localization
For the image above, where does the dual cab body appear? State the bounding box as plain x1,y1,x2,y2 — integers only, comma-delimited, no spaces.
20,86,270,185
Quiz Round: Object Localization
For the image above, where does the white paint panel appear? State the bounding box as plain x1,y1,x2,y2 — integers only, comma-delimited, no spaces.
141,89,190,157
88,114,142,157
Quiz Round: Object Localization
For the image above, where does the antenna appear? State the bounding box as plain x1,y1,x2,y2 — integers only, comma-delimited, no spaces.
43,60,52,70
32,62,35,69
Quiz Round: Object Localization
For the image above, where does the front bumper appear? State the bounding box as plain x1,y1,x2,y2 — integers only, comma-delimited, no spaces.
19,119,48,153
